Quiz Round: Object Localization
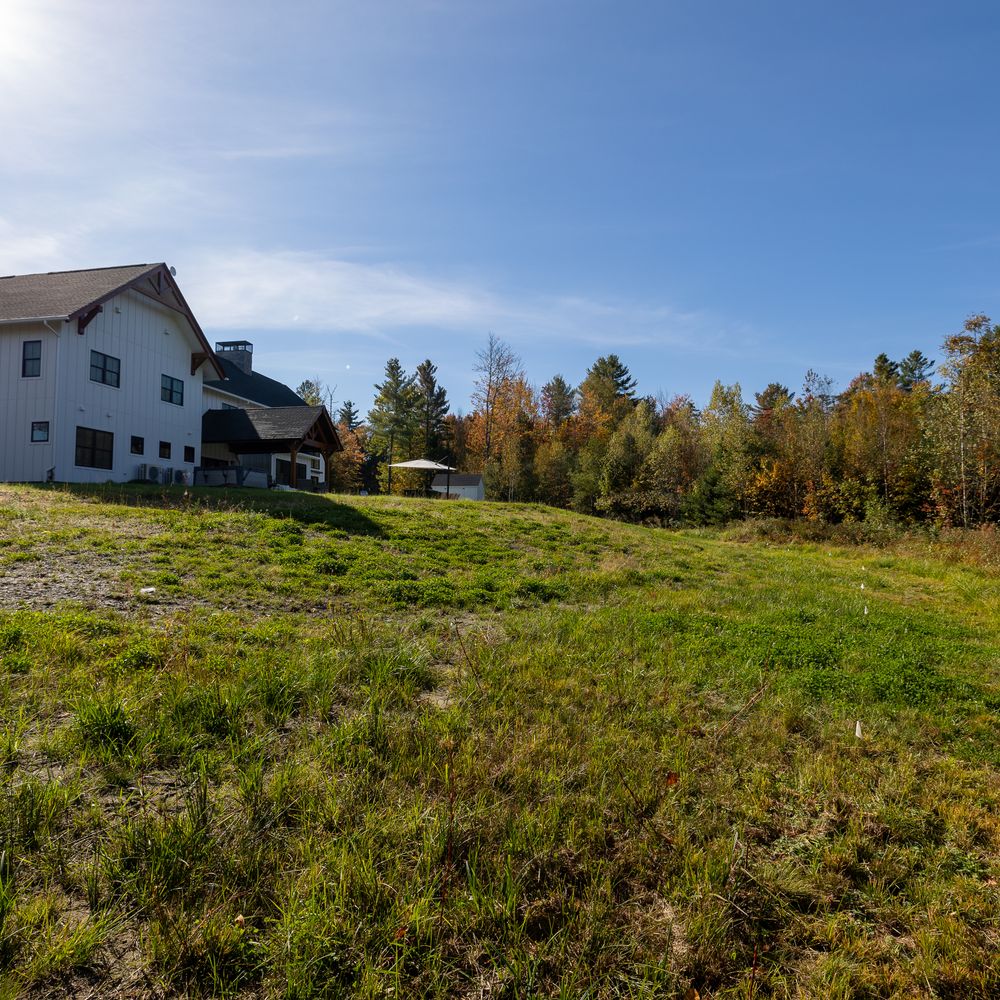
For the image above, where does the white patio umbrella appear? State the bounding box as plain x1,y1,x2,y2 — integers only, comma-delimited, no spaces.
388,459,456,471
388,458,457,496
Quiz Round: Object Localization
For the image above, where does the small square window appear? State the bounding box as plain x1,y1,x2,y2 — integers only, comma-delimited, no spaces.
183,445,195,463
130,436,144,455
22,341,41,378
160,374,184,405
30,421,49,443
159,441,171,460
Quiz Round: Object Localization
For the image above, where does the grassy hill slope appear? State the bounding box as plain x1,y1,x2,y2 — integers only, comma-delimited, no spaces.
0,484,998,997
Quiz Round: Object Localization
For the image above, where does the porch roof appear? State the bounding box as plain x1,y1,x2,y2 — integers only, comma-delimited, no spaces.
202,406,342,455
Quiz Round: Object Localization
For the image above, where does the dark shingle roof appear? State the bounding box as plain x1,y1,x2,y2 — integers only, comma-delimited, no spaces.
0,264,159,322
204,356,307,407
0,263,226,378
203,406,336,447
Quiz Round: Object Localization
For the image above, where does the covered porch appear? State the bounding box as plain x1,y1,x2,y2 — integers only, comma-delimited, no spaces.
201,406,342,490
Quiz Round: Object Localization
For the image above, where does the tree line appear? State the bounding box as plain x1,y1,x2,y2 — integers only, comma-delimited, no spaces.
299,314,1000,527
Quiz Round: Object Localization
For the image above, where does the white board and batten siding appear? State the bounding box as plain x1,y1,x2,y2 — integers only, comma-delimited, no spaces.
0,321,60,481
430,475,485,500
0,288,209,484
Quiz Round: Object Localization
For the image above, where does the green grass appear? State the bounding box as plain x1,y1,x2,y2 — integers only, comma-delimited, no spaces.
0,482,997,996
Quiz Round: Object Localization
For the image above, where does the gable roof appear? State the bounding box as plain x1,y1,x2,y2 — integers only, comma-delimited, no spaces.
0,263,225,377
0,264,156,322
204,356,307,407
202,406,342,453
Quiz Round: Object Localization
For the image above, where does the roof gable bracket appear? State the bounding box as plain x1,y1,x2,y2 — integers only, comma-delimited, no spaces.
191,351,210,375
77,304,102,335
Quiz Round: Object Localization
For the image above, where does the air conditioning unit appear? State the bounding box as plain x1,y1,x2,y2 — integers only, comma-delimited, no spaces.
174,469,187,485
161,467,173,486
147,465,160,483
136,464,147,481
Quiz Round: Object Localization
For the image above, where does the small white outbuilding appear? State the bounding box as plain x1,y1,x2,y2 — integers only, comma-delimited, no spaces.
431,473,485,501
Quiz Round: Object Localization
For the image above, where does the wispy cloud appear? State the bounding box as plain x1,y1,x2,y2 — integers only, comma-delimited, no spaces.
180,247,753,358
215,146,339,161
0,0,764,399
182,250,495,335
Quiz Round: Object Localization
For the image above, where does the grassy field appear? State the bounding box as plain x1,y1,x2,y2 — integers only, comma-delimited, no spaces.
0,483,997,998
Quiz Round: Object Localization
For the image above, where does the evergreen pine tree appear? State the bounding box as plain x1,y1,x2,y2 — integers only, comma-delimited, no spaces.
578,355,637,422
367,359,418,492
540,375,576,427
415,359,450,456
898,350,934,390
873,353,901,386
338,400,360,430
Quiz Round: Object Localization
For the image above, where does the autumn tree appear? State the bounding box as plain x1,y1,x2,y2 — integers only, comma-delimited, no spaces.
746,384,800,516
833,355,931,518
931,315,1000,525
533,438,574,507
443,412,472,472
473,377,539,499
594,401,658,520
795,371,836,518
577,354,637,427
296,377,336,409
491,408,539,501
640,396,708,520
472,334,524,463
327,423,365,492
697,381,753,518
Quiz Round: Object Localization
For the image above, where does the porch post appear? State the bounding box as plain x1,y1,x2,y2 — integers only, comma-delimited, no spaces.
289,447,299,488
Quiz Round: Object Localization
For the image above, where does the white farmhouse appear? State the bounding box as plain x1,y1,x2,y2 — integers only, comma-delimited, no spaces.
0,264,224,484
0,264,341,488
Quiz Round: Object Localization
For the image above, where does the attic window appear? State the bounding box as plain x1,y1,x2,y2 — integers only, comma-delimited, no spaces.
90,350,120,388
161,374,184,405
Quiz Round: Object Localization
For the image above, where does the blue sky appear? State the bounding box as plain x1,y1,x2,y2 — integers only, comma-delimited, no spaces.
3,1,1000,413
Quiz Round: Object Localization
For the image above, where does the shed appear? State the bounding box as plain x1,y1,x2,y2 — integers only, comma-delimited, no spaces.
430,473,485,501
